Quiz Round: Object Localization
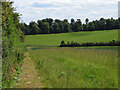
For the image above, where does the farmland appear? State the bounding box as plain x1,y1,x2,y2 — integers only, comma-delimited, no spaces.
24,29,118,46
30,48,118,88
23,29,119,88
3,0,120,88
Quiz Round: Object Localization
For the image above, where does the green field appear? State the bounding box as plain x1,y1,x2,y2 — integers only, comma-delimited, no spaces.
30,48,118,88
25,29,119,88
25,29,118,46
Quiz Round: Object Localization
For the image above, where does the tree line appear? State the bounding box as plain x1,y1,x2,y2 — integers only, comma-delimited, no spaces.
20,18,120,35
59,40,120,47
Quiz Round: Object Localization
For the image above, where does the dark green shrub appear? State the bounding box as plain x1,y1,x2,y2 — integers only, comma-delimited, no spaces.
59,40,120,47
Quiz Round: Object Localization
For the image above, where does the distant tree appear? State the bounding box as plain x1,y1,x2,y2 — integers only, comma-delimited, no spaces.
118,17,120,21
49,26,54,33
70,18,75,32
37,20,43,33
59,22,64,33
73,19,83,32
46,18,53,26
115,19,120,29
63,19,68,22
42,19,47,22
71,18,75,24
74,22,79,32
20,23,30,35
63,21,71,32
77,19,83,31
106,19,112,30
85,18,89,24
88,22,95,31
41,22,50,34
55,19,61,23
53,22,60,33
77,19,82,25
99,18,106,30
29,21,39,35
83,24,88,31
93,20,99,30
21,17,120,35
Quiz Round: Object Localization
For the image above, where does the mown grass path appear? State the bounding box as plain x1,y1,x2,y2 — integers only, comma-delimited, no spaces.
16,52,43,88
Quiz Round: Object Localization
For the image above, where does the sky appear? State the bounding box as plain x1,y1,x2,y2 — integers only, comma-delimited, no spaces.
13,0,120,24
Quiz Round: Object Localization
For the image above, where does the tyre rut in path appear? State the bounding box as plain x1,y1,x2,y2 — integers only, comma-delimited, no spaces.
16,52,43,88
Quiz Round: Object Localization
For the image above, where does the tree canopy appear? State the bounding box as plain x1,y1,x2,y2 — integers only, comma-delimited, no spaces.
20,18,120,35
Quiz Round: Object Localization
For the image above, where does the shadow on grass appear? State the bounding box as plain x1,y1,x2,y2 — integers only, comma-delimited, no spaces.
26,45,119,51
26,45,58,50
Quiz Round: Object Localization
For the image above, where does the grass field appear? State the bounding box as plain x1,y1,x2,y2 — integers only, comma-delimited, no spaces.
25,29,119,88
24,29,118,46
30,48,118,88
25,30,118,46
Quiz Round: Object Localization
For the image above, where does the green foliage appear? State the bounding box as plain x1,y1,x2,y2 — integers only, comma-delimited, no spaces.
70,18,75,31
29,21,39,35
37,20,50,34
53,22,60,33
20,23,30,35
20,17,120,35
63,21,71,32
2,1,25,88
88,22,95,31
42,22,50,34
59,40,120,47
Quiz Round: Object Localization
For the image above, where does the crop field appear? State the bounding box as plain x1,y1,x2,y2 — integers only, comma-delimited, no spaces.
24,29,119,88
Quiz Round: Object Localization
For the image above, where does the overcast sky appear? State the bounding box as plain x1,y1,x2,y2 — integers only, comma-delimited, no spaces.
13,0,120,24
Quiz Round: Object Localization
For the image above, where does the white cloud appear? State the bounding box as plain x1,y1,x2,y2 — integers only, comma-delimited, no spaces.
13,0,119,24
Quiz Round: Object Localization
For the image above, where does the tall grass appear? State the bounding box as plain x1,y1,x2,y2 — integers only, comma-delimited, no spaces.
30,48,118,88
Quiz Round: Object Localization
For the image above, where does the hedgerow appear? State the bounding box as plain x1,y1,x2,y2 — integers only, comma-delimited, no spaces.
59,40,120,47
2,1,26,88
